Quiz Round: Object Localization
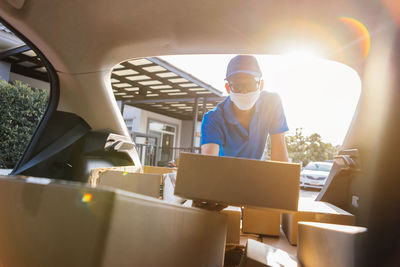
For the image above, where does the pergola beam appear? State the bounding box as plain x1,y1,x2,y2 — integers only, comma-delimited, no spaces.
148,57,223,97
10,64,49,82
0,45,30,60
120,61,181,99
125,96,224,104
131,103,192,120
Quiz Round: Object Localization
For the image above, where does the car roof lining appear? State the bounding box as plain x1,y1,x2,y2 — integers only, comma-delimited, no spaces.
0,0,384,74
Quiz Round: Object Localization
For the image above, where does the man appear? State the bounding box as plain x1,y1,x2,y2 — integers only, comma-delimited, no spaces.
201,55,289,161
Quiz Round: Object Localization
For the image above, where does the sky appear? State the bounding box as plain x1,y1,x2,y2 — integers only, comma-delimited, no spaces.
161,54,361,146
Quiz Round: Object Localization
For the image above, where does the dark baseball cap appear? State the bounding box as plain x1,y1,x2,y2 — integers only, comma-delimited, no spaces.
225,55,262,80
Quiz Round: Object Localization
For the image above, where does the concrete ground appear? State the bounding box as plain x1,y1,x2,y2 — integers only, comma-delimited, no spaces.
299,188,320,200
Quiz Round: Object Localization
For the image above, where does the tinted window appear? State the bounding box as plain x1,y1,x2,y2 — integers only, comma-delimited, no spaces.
0,23,50,172
305,163,332,172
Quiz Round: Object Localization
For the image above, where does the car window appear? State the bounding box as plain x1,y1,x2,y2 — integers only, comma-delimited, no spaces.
305,163,317,171
0,23,50,173
305,163,332,172
111,55,360,167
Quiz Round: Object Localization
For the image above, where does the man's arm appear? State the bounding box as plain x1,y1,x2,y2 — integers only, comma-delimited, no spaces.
201,143,219,156
270,133,288,162
197,143,227,210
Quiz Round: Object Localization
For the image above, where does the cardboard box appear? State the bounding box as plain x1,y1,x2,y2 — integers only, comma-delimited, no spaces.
89,165,177,199
89,165,140,186
297,222,367,267
282,199,355,245
175,153,300,211
221,207,241,244
143,165,177,174
90,169,163,198
0,176,227,267
242,208,281,236
239,239,299,267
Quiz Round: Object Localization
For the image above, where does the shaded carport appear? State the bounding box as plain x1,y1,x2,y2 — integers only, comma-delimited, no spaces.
111,57,225,149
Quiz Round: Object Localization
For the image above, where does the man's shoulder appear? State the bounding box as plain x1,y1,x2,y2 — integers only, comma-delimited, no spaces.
203,96,228,121
259,90,281,103
257,91,282,112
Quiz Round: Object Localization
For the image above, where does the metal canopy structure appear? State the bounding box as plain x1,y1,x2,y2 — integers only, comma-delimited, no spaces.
0,45,49,82
112,57,225,120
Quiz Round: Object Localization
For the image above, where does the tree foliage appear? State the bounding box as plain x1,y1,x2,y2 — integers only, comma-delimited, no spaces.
0,80,49,168
285,128,340,166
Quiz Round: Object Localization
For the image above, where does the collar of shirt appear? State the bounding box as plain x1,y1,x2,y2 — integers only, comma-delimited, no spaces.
222,95,262,125
222,95,263,138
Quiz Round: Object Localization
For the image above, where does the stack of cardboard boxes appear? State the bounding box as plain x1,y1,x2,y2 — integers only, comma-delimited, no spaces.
0,152,365,266
281,198,355,245
175,153,301,266
0,175,227,267
174,153,364,267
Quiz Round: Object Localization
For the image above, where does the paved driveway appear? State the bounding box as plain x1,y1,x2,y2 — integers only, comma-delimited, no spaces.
300,189,320,200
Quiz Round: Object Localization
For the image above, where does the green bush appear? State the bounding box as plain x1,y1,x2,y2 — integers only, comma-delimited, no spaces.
0,80,49,168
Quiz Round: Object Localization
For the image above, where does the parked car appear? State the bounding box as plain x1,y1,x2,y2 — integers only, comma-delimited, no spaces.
300,161,333,189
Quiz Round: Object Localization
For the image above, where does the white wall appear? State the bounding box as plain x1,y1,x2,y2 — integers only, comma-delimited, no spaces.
122,104,141,132
140,109,182,148
0,61,10,81
121,103,204,149
122,104,182,148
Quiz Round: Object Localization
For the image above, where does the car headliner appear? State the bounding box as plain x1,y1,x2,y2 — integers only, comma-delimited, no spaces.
0,0,396,141
0,0,383,72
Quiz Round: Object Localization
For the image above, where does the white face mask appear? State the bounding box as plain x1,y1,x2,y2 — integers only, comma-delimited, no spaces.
230,90,260,111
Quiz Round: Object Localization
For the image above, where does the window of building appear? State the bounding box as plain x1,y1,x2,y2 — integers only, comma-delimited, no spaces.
148,120,177,164
125,119,133,132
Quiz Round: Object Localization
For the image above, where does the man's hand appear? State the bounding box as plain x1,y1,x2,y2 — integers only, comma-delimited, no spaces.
197,144,226,210
192,200,228,211
270,133,289,162
201,143,219,156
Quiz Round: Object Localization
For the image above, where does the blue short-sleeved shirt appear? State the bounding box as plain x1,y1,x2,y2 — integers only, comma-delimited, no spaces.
200,91,288,159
